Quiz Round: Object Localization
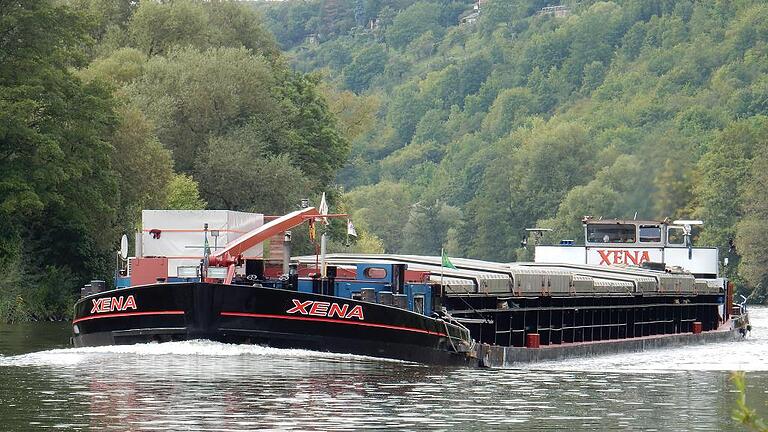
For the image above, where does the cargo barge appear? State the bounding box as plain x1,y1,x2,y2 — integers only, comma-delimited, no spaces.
72,209,749,367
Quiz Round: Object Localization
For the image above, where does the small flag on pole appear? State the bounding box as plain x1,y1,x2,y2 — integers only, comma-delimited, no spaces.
308,219,316,241
318,192,329,225
347,219,357,237
441,248,456,269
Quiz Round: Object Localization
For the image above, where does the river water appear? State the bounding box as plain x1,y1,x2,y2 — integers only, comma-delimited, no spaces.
1,308,767,431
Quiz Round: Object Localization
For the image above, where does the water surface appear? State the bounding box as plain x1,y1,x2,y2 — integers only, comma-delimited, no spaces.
1,308,766,430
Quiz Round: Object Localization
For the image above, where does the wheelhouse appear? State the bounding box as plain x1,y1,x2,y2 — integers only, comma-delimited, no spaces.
584,218,692,248
535,217,719,279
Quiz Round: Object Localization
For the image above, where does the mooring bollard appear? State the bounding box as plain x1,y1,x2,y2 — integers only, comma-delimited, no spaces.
526,333,541,348
692,322,703,334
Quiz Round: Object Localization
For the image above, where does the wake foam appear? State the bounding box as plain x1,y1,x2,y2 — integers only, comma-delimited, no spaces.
0,339,401,368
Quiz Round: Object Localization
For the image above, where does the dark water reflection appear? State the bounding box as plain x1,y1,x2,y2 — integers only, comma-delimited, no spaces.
1,309,767,431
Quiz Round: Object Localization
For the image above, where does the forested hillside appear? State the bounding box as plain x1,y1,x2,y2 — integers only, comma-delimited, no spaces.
2,0,767,322
0,0,351,321
260,0,768,299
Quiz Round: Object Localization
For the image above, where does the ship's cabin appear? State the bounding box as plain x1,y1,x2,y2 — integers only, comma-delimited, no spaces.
534,217,719,279
583,218,691,247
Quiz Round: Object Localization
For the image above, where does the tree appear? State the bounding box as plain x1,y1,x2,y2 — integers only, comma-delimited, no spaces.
261,0,320,48
402,201,462,255
127,46,278,172
194,132,311,214
320,83,381,142
165,174,207,210
68,0,136,42
206,1,280,59
0,3,116,231
386,2,443,49
78,47,147,86
127,0,280,59
0,0,120,321
346,181,414,252
128,0,209,57
343,44,388,93
386,82,428,147
695,117,768,248
480,87,536,140
274,73,350,187
110,104,174,229
735,144,768,293
464,120,594,260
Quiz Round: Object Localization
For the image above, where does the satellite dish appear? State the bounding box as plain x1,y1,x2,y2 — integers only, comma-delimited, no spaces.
120,234,129,260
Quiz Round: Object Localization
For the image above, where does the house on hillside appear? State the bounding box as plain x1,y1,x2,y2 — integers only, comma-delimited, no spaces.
304,33,319,45
460,0,488,25
475,0,489,10
460,11,480,25
539,5,571,18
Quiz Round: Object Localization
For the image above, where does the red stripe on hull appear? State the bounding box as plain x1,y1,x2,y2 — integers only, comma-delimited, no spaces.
220,312,447,337
73,310,185,324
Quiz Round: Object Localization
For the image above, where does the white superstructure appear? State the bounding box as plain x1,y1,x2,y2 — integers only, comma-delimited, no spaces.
534,218,720,279
139,210,265,277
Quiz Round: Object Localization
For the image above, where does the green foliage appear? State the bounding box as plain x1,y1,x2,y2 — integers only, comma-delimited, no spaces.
735,141,768,292
194,133,310,213
402,201,463,255
110,104,174,229
78,48,147,86
694,117,768,248
275,73,350,187
127,0,279,59
1,0,121,321
320,83,381,142
0,256,30,323
346,181,415,252
732,371,768,431
266,0,768,299
343,44,388,92
1,0,350,322
165,174,207,210
262,0,320,48
128,46,278,172
386,2,443,49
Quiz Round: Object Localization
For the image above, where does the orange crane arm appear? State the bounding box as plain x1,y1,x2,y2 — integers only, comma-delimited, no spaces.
210,207,321,266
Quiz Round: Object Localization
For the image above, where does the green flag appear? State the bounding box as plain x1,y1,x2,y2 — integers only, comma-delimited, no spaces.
441,248,456,269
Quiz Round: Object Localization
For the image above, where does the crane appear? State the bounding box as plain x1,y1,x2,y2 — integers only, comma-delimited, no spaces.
206,206,346,283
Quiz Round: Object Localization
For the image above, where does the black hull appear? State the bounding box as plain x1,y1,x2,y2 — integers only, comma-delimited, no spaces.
72,283,474,366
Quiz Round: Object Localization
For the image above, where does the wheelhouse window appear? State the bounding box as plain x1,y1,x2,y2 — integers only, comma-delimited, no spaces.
667,227,685,245
639,225,661,243
586,224,636,243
